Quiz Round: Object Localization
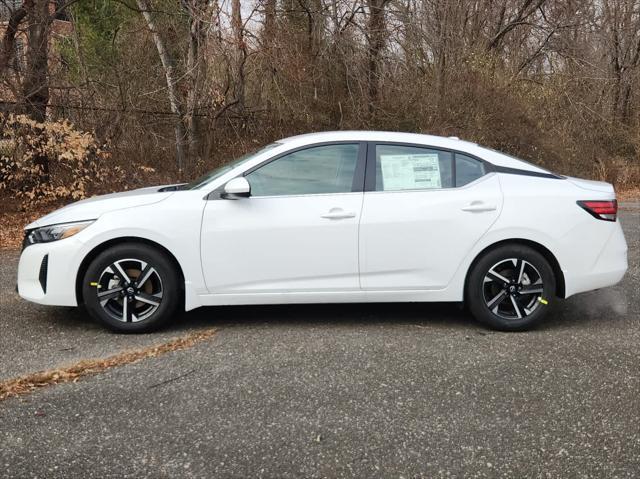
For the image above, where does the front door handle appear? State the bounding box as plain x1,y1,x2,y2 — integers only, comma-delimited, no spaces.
461,201,497,212
321,208,357,220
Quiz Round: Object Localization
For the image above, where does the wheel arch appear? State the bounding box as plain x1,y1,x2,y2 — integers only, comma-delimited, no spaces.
464,238,566,299
75,236,186,305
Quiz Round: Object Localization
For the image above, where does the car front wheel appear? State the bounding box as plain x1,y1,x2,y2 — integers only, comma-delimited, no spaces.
82,243,181,333
466,244,556,331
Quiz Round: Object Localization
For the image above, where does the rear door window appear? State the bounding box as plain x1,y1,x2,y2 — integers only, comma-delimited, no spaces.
374,145,453,191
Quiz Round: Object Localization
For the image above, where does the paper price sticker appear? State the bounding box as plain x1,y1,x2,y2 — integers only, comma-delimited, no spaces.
380,154,441,190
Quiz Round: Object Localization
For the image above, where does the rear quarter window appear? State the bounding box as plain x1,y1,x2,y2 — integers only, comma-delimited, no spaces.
455,154,485,186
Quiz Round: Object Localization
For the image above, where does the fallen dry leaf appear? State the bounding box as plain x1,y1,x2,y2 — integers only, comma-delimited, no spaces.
0,328,216,401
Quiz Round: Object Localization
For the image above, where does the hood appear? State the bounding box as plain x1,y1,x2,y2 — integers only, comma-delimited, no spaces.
566,177,615,195
26,185,175,229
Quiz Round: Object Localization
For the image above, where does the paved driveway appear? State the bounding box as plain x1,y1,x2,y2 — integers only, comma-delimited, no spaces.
1,204,638,478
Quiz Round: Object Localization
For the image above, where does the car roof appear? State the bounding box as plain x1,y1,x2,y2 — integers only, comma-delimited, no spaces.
279,130,477,148
277,131,549,173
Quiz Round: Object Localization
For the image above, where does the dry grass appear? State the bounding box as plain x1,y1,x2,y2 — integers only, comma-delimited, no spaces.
0,203,59,250
618,186,640,201
0,210,37,250
0,328,217,401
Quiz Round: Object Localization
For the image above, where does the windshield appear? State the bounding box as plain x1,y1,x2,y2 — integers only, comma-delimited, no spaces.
182,143,280,190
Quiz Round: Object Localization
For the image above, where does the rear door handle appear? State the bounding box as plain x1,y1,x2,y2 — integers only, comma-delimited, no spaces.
461,201,497,212
321,208,357,220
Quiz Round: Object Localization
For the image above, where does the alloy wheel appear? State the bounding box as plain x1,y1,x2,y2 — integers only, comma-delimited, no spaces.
96,258,163,323
482,258,544,320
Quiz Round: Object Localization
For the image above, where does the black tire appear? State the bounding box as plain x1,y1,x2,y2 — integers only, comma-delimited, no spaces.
82,243,181,333
466,244,556,331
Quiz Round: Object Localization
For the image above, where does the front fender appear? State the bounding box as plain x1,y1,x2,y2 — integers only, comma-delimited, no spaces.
73,196,207,311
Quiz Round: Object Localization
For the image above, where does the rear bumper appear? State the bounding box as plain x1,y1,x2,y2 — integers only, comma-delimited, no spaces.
17,238,84,307
564,220,628,297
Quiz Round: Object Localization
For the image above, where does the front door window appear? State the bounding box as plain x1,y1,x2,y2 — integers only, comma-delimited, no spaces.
246,144,359,197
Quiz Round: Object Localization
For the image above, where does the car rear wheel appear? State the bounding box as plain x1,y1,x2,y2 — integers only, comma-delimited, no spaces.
82,243,181,333
466,244,556,331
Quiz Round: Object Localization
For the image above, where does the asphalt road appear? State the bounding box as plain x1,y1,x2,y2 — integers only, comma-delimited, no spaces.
1,204,638,478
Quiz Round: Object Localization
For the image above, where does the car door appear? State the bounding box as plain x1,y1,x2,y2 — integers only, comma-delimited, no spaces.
201,142,366,294
358,143,503,290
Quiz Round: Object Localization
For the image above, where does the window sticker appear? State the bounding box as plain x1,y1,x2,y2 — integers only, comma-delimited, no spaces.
380,154,441,190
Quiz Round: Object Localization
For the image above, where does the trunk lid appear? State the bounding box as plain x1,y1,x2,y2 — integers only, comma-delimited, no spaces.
566,177,615,195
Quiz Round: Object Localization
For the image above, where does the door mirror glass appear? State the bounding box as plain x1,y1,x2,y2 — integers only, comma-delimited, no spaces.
222,177,251,199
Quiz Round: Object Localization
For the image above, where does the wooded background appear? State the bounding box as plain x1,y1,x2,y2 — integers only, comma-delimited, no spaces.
1,0,639,206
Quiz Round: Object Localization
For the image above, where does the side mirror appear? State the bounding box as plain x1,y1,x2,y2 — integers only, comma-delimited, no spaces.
221,177,251,199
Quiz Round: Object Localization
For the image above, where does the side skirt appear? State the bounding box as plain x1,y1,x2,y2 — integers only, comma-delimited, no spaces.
193,288,464,307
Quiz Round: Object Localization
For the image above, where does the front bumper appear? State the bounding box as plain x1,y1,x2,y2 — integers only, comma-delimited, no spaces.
17,238,85,307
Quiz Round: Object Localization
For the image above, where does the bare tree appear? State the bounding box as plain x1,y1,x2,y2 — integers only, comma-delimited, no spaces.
20,0,51,123
365,0,390,117
487,0,549,51
136,0,187,174
604,0,640,125
231,0,247,111
183,0,209,162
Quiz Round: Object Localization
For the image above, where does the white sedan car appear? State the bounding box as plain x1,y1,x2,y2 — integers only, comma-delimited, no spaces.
17,131,627,332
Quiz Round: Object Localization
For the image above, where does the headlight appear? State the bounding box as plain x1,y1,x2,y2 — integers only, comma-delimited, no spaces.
23,220,95,248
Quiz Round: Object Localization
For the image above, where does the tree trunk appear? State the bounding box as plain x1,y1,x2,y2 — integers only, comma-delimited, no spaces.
259,0,277,110
0,0,33,74
136,0,187,174
21,0,50,123
366,0,388,118
263,0,276,47
231,0,247,112
184,0,207,165
18,0,51,187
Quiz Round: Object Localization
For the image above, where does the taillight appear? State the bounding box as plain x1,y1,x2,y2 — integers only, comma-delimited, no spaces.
577,200,618,221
